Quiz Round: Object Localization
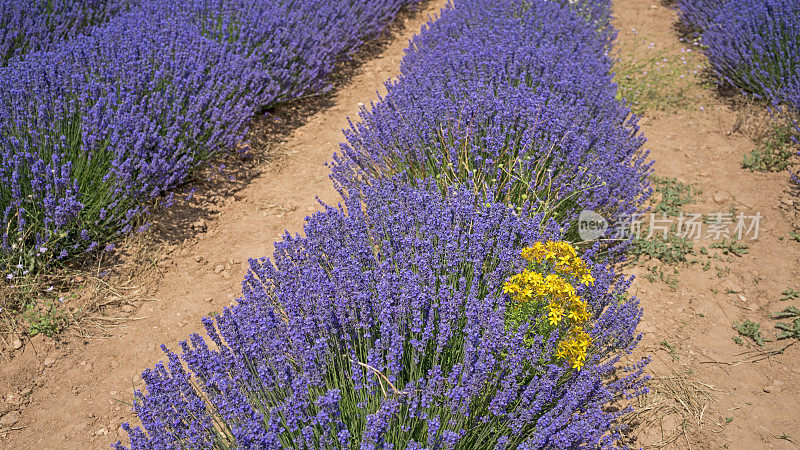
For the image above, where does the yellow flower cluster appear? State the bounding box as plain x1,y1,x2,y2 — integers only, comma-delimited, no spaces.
503,271,588,326
521,241,595,286
503,241,594,370
556,326,591,369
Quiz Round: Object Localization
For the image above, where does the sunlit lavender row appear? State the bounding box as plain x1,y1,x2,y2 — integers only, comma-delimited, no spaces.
0,0,418,276
118,0,651,447
677,0,799,113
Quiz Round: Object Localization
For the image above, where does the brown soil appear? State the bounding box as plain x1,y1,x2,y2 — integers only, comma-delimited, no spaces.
0,1,449,447
614,1,800,449
1,1,798,449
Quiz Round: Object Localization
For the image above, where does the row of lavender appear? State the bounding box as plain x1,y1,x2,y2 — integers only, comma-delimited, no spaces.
0,0,133,66
0,0,417,276
117,0,651,447
677,0,798,114
677,0,799,186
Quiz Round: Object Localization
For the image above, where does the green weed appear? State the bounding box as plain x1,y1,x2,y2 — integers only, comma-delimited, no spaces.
659,339,679,361
645,265,679,290
614,41,697,114
772,306,800,341
741,124,798,172
780,288,800,301
629,233,695,265
23,300,68,337
710,239,749,257
733,319,768,346
651,176,701,216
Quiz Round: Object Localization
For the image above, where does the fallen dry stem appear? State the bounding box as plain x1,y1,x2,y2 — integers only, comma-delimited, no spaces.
624,370,724,448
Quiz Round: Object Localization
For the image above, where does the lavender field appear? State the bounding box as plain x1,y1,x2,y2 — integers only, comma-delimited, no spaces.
117,0,653,447
1,0,799,448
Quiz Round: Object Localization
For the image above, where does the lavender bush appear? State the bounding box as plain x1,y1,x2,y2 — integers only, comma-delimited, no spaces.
118,181,647,449
702,0,799,112
677,0,799,112
0,0,133,66
0,0,418,275
677,0,799,189
119,0,652,447
330,0,650,240
675,0,726,32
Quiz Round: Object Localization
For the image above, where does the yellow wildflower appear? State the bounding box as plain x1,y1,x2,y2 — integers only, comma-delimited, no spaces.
556,326,591,370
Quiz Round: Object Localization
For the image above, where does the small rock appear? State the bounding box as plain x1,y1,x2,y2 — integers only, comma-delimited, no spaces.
194,255,204,262
233,191,246,201
11,339,22,350
121,305,135,313
0,410,21,427
192,219,207,232
5,393,19,405
221,271,230,279
712,193,727,204
204,297,213,303
95,427,108,436
214,264,224,273
43,357,56,367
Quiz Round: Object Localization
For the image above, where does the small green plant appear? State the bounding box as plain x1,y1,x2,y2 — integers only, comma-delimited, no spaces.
710,239,750,256
23,300,68,337
650,176,701,216
733,319,768,346
659,339,679,361
629,233,695,265
732,336,744,345
613,41,696,114
741,124,798,172
772,306,800,341
790,231,800,243
781,288,800,301
645,265,679,290
775,433,797,444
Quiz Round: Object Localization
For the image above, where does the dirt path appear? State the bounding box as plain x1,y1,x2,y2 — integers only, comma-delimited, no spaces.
0,2,448,447
614,1,800,449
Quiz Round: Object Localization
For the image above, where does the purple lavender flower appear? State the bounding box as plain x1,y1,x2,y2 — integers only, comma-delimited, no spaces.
115,0,650,448
1,0,420,271
117,179,647,449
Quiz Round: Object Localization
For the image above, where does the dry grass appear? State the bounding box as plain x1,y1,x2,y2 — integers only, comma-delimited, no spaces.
623,369,726,448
